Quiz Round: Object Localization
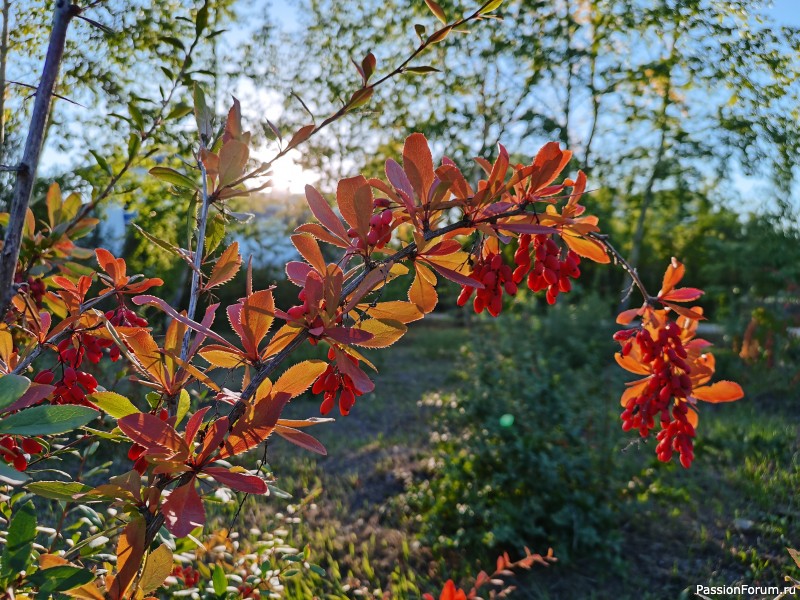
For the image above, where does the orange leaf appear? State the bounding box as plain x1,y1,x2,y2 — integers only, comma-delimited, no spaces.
108,518,146,600
660,287,703,303
562,233,609,263
206,242,242,289
403,133,435,202
616,308,643,325
355,301,422,324
240,290,275,357
615,352,652,376
692,381,744,403
287,124,315,149
336,175,372,236
219,391,292,458
409,265,438,314
659,257,685,296
273,360,328,399
199,345,245,368
291,233,326,273
528,142,572,193
662,302,705,321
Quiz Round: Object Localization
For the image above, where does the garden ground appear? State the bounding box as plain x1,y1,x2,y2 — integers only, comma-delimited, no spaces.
227,320,800,599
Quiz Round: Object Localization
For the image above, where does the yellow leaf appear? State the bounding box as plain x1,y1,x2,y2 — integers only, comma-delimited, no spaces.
409,265,437,314
562,233,609,264
139,544,173,594
355,301,422,324
352,319,407,348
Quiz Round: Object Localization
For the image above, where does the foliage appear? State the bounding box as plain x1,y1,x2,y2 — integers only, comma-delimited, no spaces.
406,301,623,563
0,0,745,598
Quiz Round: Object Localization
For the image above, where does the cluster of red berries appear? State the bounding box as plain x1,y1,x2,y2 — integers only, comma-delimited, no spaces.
348,199,393,250
513,234,581,305
128,409,169,474
34,336,98,406
14,273,46,308
0,435,44,471
285,289,342,345
615,322,696,467
457,252,517,317
312,348,363,416
171,565,200,588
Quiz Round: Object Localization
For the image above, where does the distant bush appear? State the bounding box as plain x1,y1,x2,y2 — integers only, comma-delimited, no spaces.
406,298,624,563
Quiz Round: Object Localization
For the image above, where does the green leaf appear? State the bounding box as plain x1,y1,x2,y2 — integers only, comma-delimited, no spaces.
127,133,141,160
346,87,374,111
26,565,95,594
176,389,191,427
26,481,92,501
194,84,213,142
0,374,31,413
205,213,227,254
212,564,227,596
167,105,193,121
0,461,30,485
89,150,113,176
414,23,426,41
88,391,139,419
0,501,36,584
132,224,183,258
0,405,98,436
128,102,145,130
196,0,210,37
405,65,440,74
308,564,326,576
479,0,503,13
149,167,198,190
145,392,161,410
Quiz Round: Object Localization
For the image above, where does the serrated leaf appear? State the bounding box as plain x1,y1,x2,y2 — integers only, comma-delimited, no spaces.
206,241,242,289
26,481,92,501
0,405,98,436
205,213,226,253
140,544,173,594
88,391,139,418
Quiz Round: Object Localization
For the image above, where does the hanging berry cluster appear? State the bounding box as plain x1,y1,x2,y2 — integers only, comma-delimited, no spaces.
513,234,581,305
615,322,696,467
457,252,516,316
312,349,365,415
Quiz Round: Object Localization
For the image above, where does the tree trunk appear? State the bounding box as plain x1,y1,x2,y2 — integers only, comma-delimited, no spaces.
0,0,76,315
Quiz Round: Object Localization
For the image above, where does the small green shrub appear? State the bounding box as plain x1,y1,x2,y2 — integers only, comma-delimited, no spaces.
405,298,625,564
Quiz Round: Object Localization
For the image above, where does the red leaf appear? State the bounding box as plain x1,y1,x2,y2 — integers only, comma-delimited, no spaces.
184,406,211,445
204,466,268,494
324,326,374,345
274,424,327,455
304,185,348,240
5,383,55,412
133,295,235,349
196,416,229,464
528,142,572,192
660,287,704,303
118,413,188,456
162,480,204,537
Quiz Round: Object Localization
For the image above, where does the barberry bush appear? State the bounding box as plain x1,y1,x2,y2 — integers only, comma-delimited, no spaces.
0,0,743,597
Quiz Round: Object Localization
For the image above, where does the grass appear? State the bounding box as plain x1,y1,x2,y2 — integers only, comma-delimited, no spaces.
212,319,799,599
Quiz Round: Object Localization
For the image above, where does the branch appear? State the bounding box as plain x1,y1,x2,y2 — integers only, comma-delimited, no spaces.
590,232,656,305
0,0,79,316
